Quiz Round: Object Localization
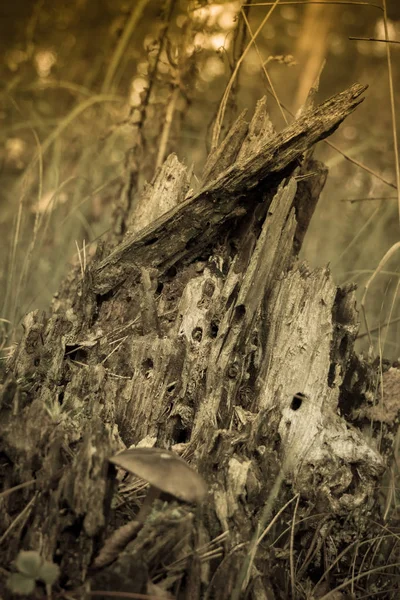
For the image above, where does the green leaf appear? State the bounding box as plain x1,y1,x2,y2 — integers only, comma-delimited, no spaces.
15,550,42,577
37,560,60,585
7,572,36,595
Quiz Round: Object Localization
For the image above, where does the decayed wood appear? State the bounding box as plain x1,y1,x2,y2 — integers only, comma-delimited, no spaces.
1,83,394,600
92,83,366,295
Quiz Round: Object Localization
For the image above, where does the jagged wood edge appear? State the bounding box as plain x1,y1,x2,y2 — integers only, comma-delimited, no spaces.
92,83,367,294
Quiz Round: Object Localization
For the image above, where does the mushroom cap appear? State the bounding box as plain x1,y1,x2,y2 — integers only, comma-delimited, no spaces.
109,447,207,503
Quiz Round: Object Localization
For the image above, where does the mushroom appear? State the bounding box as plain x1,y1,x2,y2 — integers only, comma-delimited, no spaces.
92,447,207,570
109,446,207,522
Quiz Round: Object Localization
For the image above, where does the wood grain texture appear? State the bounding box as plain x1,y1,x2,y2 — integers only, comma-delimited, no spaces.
92,83,366,295
1,83,393,600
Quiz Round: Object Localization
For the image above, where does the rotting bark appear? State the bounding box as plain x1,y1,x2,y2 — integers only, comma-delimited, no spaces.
1,83,397,599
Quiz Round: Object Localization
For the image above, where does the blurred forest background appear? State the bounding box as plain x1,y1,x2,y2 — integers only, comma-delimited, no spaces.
1,0,399,360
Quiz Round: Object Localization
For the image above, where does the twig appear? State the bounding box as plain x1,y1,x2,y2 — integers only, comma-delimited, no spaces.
349,36,400,44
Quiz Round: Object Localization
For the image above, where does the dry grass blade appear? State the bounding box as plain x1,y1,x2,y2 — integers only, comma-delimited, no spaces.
255,67,396,190
156,86,180,170
290,494,300,599
357,314,400,340
240,8,288,126
231,461,295,600
312,533,398,596
246,1,383,8
30,94,124,164
101,0,153,93
92,521,142,570
0,480,35,499
350,36,400,44
88,592,170,599
101,336,128,365
239,1,395,192
324,138,396,189
361,242,400,348
153,533,227,582
2,100,43,324
332,205,381,268
75,240,84,280
12,151,43,328
378,275,400,369
340,196,397,202
3,202,22,321
61,173,123,225
0,493,37,546
317,561,400,599
383,429,400,520
382,0,400,222
211,0,282,151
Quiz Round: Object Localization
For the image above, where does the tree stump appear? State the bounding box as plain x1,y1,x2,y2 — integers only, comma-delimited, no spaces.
1,83,394,599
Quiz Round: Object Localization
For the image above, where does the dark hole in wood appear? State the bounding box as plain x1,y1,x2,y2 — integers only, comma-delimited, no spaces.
60,517,85,561
192,327,203,342
96,287,115,305
65,345,88,362
238,385,252,409
166,265,177,278
226,282,239,310
172,416,191,444
185,237,197,250
34,357,40,367
347,464,360,494
291,392,306,410
58,391,64,405
339,335,348,356
143,236,158,246
175,424,191,444
233,304,246,322
227,363,239,379
307,563,326,584
328,363,336,387
202,279,215,297
210,320,219,338
0,452,12,468
156,281,164,295
142,358,154,377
